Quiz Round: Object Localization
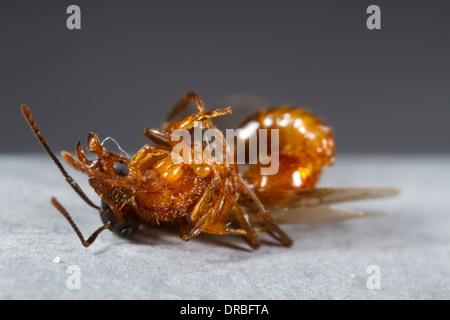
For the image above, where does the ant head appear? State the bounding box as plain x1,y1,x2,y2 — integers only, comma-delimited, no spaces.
62,133,142,203
99,199,140,237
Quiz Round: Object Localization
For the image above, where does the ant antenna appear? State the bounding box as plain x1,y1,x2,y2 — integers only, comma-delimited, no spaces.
101,137,132,159
21,105,100,210
52,197,110,247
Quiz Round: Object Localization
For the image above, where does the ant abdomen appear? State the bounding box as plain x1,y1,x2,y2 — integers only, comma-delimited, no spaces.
237,106,336,195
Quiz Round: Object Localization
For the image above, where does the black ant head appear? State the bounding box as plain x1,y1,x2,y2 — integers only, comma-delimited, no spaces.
99,200,140,237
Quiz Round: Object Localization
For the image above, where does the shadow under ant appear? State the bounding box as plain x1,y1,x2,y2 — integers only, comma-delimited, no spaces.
129,223,255,252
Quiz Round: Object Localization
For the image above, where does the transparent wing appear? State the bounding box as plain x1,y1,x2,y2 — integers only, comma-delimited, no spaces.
237,187,399,224
263,187,400,210
260,206,383,224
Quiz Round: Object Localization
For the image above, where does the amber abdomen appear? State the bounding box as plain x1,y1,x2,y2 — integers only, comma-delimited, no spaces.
238,106,335,195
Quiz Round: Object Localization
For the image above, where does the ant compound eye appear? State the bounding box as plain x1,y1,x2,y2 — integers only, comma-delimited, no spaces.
120,226,133,235
113,161,129,176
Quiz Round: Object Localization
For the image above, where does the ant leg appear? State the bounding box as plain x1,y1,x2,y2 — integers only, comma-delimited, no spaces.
182,209,214,241
202,224,267,236
230,204,260,249
199,171,261,249
180,176,260,249
165,92,206,126
237,175,293,247
215,179,260,249
191,108,231,123
209,188,260,249
184,205,262,250
178,216,190,239
51,197,111,248
143,128,171,146
181,184,216,239
180,184,260,249
195,219,264,250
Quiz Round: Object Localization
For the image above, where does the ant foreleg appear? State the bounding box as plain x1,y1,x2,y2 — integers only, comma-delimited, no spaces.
236,175,293,247
178,216,190,239
51,197,111,248
164,92,206,127
142,128,171,146
182,211,261,251
179,183,260,248
181,207,215,241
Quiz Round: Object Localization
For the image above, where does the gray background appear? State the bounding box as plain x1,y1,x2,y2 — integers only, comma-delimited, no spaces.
1,154,449,299
1,1,449,301
1,0,449,154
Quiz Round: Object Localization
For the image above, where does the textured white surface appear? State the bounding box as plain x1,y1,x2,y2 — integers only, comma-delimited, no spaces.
0,154,449,299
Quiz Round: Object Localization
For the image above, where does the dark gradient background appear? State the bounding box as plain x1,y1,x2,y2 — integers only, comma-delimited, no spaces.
1,0,449,154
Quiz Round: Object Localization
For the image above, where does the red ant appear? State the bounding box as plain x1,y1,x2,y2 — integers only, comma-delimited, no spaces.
22,92,398,249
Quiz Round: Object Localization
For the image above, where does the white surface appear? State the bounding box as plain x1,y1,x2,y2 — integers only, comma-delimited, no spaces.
0,154,449,299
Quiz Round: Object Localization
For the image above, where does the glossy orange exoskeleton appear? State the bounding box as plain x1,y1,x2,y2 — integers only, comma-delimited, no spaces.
22,92,398,249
